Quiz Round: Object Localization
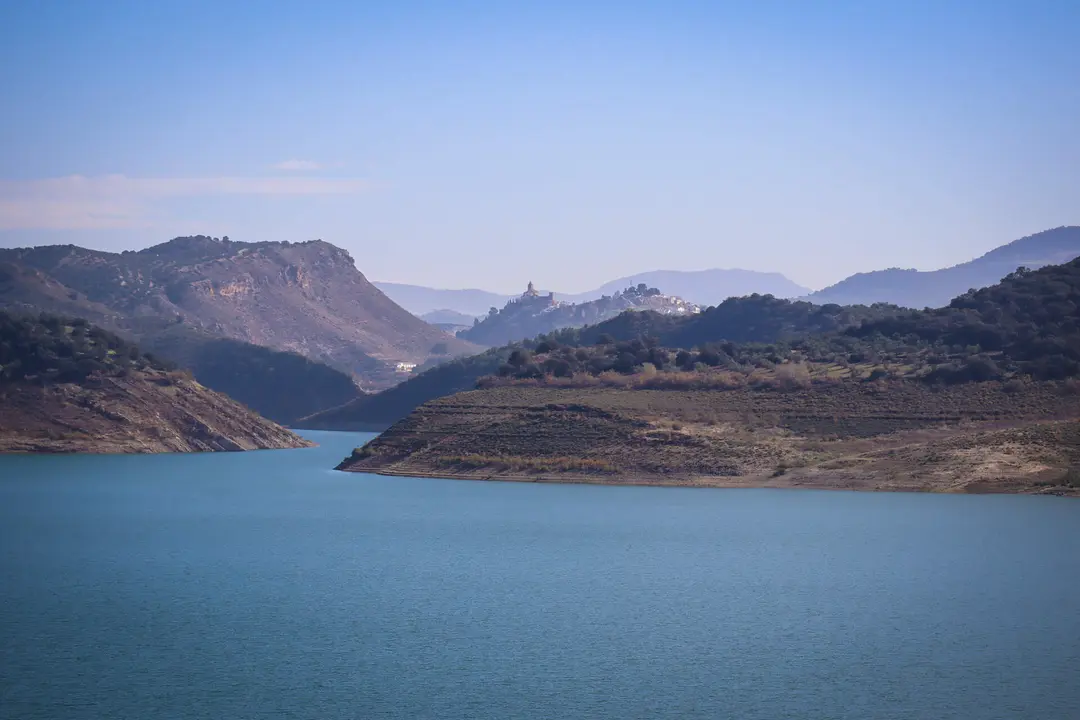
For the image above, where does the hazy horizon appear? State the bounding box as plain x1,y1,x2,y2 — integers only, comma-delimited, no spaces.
2,2,1078,293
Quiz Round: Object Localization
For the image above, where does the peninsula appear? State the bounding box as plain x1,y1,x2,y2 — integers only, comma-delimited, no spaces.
337,257,1080,494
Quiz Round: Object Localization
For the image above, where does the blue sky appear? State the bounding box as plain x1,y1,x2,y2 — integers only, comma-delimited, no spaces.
1,0,1077,292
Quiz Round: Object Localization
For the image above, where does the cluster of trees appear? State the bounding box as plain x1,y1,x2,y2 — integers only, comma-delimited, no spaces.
847,262,1080,380
498,337,672,379
547,293,901,348
0,311,171,385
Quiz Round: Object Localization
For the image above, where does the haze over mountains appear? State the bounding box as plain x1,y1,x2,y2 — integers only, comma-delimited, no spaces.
806,227,1080,308
376,269,809,318
556,270,810,306
0,236,476,389
373,283,511,318
378,228,1080,319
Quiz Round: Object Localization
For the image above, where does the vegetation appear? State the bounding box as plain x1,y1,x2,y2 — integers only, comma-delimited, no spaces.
305,257,1080,430
144,332,361,425
0,311,172,385
298,347,511,429
545,293,899,348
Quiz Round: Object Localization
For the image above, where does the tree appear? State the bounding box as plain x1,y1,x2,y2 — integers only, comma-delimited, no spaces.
508,349,531,368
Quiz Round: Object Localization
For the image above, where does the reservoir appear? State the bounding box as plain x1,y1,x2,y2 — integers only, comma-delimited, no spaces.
2,430,1078,719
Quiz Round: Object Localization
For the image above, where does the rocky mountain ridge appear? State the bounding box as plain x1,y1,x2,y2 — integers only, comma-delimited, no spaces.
0,236,478,389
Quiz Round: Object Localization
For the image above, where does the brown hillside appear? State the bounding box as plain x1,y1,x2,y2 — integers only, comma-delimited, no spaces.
0,311,309,453
0,371,311,454
338,383,1080,495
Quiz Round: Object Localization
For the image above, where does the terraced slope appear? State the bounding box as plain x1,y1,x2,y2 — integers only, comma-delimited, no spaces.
338,383,1080,494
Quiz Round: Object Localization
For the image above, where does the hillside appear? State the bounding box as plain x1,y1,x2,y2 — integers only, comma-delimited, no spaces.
0,312,310,453
302,293,898,431
337,384,1080,494
459,282,700,347
142,329,362,425
808,226,1080,308
0,236,477,389
310,256,1080,434
298,348,508,431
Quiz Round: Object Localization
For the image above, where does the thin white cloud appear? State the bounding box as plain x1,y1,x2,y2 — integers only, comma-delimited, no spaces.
0,174,368,230
273,159,323,171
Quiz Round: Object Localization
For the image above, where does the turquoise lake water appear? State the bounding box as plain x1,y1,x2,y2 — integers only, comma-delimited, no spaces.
1,429,1078,719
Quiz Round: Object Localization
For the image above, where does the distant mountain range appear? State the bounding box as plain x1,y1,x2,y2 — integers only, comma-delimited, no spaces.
378,269,808,317
0,236,477,390
555,270,810,305
420,308,479,326
374,283,512,317
380,228,1080,318
806,226,1080,308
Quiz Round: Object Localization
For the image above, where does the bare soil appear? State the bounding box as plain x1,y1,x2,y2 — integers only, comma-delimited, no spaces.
338,382,1080,495
0,371,311,454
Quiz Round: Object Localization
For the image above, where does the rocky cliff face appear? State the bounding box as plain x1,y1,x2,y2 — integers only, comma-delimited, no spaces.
0,370,311,454
0,237,478,388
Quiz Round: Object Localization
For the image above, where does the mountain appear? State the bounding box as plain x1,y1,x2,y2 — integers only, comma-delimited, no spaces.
141,329,362,426
420,308,478,335
458,282,701,348
808,226,1080,308
421,308,478,325
375,270,807,318
557,269,810,305
0,311,309,453
0,236,478,389
374,282,511,317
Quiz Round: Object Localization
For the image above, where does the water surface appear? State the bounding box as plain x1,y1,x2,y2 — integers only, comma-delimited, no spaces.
2,430,1078,719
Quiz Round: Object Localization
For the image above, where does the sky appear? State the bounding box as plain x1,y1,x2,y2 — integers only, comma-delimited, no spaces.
1,1,1078,293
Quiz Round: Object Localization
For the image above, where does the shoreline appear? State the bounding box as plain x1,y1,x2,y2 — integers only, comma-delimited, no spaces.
341,465,1080,496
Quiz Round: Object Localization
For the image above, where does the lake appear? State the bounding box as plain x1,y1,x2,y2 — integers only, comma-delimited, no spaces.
1,430,1078,719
